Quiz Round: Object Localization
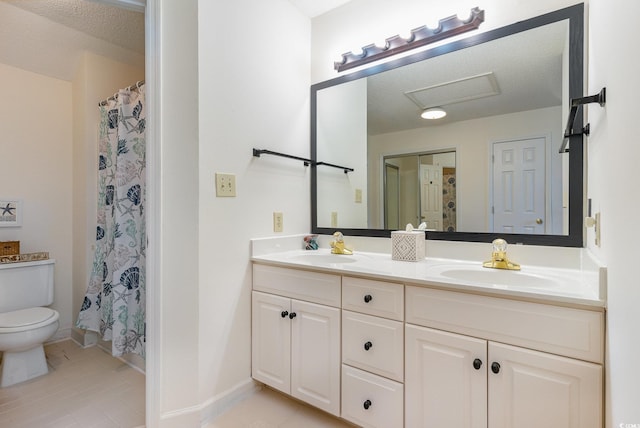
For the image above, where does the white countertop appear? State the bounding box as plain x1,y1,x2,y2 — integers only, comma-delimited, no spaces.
251,243,606,309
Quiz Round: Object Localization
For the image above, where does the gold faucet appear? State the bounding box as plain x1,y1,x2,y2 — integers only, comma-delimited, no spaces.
330,231,353,255
483,238,520,270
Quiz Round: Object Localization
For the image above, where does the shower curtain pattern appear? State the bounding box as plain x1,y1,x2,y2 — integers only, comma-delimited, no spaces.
76,85,146,358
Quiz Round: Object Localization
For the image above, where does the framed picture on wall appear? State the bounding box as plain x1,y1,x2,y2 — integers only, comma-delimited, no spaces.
0,199,22,227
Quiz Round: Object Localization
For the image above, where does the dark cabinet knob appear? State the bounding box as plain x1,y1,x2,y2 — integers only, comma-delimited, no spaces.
364,341,373,351
364,294,373,303
281,311,289,318
473,358,482,370
491,362,501,374
289,312,297,319
363,399,372,410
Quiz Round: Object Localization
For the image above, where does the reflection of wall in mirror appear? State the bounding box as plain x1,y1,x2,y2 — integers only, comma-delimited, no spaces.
316,78,369,229
368,106,563,233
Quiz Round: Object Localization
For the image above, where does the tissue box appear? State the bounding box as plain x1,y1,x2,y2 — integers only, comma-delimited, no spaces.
391,231,425,261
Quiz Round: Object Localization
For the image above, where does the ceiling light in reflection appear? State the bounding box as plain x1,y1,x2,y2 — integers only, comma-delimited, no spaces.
421,107,447,119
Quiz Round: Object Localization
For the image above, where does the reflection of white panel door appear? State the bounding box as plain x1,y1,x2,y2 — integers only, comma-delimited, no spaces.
492,138,545,234
420,165,442,230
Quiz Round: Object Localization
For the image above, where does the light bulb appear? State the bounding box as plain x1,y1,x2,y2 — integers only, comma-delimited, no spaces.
421,107,447,120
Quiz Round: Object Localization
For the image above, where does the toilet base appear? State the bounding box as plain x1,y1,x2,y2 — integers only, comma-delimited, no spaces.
0,345,49,387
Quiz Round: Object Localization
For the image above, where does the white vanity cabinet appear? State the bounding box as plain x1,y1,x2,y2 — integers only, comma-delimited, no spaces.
252,265,341,416
251,259,605,428
341,277,404,428
405,285,604,428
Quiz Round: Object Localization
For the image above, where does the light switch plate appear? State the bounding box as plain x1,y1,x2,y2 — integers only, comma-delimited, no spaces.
331,211,338,228
215,173,236,197
355,189,362,203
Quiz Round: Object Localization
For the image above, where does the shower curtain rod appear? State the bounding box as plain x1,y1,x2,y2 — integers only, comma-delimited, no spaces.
98,80,145,107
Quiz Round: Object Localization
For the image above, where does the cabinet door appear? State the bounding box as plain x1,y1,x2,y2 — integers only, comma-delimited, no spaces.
488,342,602,428
290,299,341,416
251,291,291,394
405,324,488,428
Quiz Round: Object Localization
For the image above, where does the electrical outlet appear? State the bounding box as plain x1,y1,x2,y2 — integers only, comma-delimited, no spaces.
355,189,362,203
215,173,236,197
331,211,338,228
273,212,283,232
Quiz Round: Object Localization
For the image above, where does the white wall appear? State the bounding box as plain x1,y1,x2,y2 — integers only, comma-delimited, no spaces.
368,107,563,232
0,62,73,339
587,0,640,425
72,52,144,344
317,78,368,228
311,0,580,84
149,0,200,426
197,0,311,418
147,0,640,425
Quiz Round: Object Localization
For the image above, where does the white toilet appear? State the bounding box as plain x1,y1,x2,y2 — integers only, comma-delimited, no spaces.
0,259,59,387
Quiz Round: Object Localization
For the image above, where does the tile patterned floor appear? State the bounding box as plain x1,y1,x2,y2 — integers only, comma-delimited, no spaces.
0,340,145,428
205,387,355,428
1,340,353,427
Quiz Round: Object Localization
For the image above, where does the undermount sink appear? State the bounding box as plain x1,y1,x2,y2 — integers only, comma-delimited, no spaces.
288,253,359,264
437,266,560,288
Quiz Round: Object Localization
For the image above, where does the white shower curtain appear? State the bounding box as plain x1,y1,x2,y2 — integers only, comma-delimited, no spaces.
77,84,146,358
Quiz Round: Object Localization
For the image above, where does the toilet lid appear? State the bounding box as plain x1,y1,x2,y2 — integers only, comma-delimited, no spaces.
0,307,58,328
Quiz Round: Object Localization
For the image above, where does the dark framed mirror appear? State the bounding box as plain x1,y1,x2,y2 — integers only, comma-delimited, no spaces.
311,4,584,247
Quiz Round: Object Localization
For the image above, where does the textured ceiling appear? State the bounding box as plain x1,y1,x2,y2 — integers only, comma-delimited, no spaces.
2,0,144,53
0,0,144,81
0,0,349,82
366,20,567,135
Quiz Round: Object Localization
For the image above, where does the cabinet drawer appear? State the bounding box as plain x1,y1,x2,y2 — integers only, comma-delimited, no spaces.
406,286,604,363
253,264,341,307
342,276,403,320
342,311,404,382
342,365,403,428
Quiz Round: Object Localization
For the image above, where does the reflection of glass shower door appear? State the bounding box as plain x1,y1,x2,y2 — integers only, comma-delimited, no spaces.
385,163,400,229
420,164,443,230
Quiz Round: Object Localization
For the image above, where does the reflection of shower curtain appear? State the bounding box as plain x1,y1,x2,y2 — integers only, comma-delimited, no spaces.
77,84,146,358
442,167,456,232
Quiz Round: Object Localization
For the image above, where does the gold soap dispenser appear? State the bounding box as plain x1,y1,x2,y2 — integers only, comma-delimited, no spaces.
483,238,520,270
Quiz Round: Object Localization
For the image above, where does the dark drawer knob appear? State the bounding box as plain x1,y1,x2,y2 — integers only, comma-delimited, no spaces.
281,311,289,318
364,294,373,303
364,341,373,351
473,358,482,370
289,312,297,319
363,399,372,410
491,362,501,374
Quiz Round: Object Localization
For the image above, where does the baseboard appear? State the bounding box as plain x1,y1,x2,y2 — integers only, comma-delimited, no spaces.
69,327,97,348
97,338,146,374
199,378,261,426
48,327,72,344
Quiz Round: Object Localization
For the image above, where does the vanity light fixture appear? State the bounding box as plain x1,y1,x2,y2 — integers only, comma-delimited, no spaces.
421,107,447,119
334,7,485,72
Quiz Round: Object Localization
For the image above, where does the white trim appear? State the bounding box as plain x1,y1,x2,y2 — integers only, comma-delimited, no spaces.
91,0,146,13
144,0,161,427
199,379,262,425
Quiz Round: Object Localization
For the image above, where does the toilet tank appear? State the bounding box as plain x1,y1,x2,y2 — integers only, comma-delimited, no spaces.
0,259,55,313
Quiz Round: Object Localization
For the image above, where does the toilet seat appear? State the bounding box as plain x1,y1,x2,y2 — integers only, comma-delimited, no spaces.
0,307,59,333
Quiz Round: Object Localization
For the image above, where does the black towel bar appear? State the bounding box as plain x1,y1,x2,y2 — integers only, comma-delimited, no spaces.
252,149,353,173
560,87,606,153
